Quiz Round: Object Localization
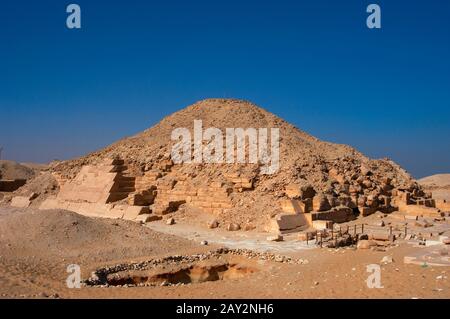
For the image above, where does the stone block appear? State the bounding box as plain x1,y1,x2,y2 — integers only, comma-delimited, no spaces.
267,234,283,242
312,194,331,212
312,220,333,230
138,214,162,223
298,231,316,241
267,213,309,233
281,199,302,214
399,203,442,217
11,196,31,208
123,206,149,221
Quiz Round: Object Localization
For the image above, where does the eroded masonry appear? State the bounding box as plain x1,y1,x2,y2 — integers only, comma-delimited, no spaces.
22,155,445,234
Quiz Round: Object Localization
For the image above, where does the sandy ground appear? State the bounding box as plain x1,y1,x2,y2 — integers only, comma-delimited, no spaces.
419,173,450,201
0,206,449,299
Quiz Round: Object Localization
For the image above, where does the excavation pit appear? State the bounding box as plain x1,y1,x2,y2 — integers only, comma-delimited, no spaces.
84,248,302,288
106,262,257,287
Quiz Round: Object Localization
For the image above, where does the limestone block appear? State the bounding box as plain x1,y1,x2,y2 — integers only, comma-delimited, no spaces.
359,206,377,217
285,184,316,199
281,199,296,214
267,234,283,242
313,206,354,223
312,194,331,212
312,220,333,230
298,231,316,241
106,205,127,219
11,196,31,208
285,184,301,199
135,214,161,223
123,206,149,221
399,202,442,217
281,199,305,214
267,213,309,233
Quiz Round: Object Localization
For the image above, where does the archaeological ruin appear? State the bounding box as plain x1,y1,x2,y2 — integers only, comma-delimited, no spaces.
5,99,446,234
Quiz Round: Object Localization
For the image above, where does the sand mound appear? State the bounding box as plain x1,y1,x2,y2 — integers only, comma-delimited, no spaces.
0,207,196,260
12,172,59,205
419,174,450,201
0,160,35,180
419,174,450,188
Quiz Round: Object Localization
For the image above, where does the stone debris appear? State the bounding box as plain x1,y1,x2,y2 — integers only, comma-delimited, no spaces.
135,214,161,224
207,219,219,229
10,196,32,208
357,240,377,249
266,235,283,242
166,217,175,225
227,223,241,231
84,248,308,287
381,256,394,264
415,220,433,228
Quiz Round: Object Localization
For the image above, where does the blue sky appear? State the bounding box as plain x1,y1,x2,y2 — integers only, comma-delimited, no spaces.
1,0,449,178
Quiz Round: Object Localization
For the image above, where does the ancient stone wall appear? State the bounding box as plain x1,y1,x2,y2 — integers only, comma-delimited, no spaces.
57,159,135,204
152,178,233,215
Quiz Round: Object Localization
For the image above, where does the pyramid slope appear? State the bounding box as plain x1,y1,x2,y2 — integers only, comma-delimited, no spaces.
54,98,412,185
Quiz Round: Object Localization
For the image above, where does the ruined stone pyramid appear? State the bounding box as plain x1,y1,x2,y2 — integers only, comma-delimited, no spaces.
46,99,435,232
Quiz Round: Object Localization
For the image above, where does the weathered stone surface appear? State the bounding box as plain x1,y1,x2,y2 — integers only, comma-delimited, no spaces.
280,199,311,214
381,255,394,264
207,219,219,229
123,206,149,221
312,220,333,230
11,196,31,208
312,194,331,212
369,233,396,242
415,219,433,228
56,161,135,204
312,206,354,223
357,239,376,249
135,214,161,223
227,223,241,231
267,213,309,233
267,234,283,242
298,231,316,241
399,203,441,217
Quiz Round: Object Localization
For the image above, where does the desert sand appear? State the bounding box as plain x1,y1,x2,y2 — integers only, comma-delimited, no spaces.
0,206,448,299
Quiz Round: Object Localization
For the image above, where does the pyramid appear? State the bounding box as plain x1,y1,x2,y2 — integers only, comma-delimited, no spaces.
40,99,437,232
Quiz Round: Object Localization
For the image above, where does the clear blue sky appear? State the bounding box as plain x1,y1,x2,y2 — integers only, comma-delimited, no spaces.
1,0,449,178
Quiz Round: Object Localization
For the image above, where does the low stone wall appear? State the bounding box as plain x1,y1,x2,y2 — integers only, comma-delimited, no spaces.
39,198,149,221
